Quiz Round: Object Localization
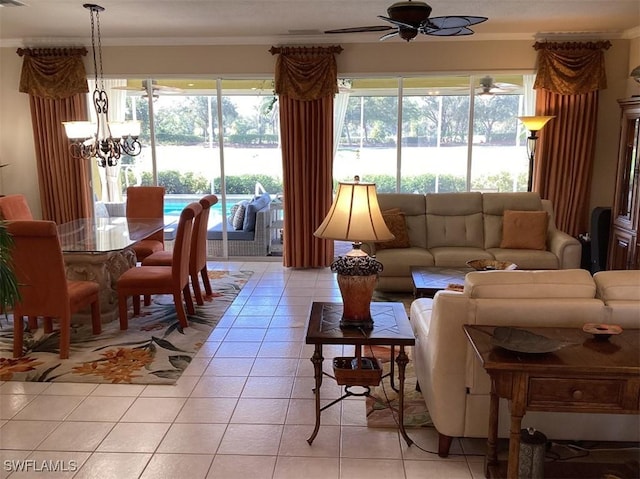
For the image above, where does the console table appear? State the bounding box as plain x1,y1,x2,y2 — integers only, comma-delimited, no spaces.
305,302,415,446
463,325,640,479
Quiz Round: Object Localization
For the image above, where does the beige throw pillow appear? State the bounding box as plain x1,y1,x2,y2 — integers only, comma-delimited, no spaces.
375,209,410,250
500,210,548,250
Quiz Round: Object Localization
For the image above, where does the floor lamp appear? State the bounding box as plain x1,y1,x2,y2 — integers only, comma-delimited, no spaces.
518,116,555,191
314,177,394,329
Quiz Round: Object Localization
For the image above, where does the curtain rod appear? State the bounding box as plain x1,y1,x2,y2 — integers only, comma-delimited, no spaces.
17,47,88,57
269,45,343,55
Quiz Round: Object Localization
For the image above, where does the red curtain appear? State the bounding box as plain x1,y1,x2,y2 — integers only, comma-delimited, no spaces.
272,46,341,267
18,47,92,223
532,41,611,236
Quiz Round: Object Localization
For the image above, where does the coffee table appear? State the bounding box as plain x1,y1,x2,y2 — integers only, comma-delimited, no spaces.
304,301,415,446
410,266,473,298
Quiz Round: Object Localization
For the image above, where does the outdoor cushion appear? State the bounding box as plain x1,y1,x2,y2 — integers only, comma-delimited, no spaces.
243,193,271,231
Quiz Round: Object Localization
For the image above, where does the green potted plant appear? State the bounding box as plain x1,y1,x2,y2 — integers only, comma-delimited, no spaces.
0,221,20,316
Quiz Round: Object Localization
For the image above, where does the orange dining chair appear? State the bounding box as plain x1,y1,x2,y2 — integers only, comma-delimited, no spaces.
0,194,33,220
125,186,166,262
142,194,218,305
116,201,202,330
6,220,101,359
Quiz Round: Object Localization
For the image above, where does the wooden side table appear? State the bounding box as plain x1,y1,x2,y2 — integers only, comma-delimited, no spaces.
463,325,640,479
304,301,415,446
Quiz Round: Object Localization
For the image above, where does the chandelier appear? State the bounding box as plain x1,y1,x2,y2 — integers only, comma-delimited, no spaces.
63,4,141,168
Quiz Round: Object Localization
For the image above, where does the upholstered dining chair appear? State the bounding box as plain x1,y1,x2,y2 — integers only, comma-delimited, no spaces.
0,194,33,220
125,186,166,262
142,194,218,305
116,201,202,330
6,220,101,359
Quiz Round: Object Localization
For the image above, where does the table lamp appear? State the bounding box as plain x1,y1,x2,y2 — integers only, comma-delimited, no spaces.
517,116,555,191
314,177,394,329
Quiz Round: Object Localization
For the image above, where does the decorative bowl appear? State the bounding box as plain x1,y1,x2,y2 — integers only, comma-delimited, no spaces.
491,326,567,354
582,323,623,340
466,259,517,271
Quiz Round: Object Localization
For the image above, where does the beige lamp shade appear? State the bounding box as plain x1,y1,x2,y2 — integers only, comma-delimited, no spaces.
314,180,394,243
517,116,555,132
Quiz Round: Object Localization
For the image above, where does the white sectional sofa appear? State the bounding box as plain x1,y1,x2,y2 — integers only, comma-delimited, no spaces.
364,192,582,292
409,269,640,457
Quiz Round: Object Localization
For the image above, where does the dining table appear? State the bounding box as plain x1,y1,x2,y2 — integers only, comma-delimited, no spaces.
57,216,169,324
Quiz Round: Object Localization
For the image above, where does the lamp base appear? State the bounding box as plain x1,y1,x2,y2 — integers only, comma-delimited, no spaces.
336,273,377,330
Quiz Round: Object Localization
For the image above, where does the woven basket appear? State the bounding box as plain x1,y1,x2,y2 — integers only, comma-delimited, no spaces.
333,356,382,386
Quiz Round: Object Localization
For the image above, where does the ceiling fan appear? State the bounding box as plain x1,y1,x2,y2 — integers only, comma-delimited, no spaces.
113,80,184,97
324,0,487,42
476,76,519,95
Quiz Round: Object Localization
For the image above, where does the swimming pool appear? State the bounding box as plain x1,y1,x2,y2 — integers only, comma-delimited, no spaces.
163,195,250,223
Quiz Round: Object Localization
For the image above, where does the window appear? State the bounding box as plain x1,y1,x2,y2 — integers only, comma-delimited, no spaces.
335,74,532,193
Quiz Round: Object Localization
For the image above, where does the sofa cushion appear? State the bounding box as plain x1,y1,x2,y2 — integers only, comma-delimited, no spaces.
243,193,271,231
488,248,559,269
426,193,484,249
374,247,434,277
430,247,492,267
376,209,411,250
377,193,428,249
500,210,548,250
464,269,596,299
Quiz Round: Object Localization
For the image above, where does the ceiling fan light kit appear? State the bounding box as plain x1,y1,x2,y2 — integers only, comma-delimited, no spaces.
325,0,487,42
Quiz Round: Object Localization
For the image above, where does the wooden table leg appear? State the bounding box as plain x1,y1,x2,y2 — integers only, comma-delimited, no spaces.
506,373,527,479
485,384,499,478
307,344,323,445
396,345,413,446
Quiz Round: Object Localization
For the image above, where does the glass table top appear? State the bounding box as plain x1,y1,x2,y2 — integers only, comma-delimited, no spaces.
57,217,167,253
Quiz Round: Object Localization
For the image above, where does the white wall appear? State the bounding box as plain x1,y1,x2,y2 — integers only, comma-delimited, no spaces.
0,38,635,225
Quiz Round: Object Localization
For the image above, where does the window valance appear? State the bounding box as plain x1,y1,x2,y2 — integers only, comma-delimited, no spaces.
533,41,611,95
270,45,342,101
18,47,89,100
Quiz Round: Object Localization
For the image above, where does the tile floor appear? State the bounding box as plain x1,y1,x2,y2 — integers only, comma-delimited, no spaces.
0,261,636,478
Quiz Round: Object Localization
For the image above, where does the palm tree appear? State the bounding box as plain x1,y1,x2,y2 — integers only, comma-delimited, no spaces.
0,221,20,316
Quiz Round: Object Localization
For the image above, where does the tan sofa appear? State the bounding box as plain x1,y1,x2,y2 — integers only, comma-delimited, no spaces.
409,269,640,457
364,192,581,292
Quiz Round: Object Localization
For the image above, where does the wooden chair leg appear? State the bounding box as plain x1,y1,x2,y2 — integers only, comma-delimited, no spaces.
91,299,101,335
438,432,453,458
144,295,151,306
133,295,141,316
28,316,38,330
173,292,189,328
200,267,213,296
183,285,195,315
191,272,204,306
44,317,53,334
59,314,71,359
118,294,129,330
13,315,24,358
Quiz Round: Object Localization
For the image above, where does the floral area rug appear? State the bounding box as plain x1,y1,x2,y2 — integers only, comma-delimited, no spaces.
0,270,252,384
365,345,432,429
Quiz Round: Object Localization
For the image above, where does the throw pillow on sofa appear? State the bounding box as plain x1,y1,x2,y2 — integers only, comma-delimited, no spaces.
376,208,411,250
500,210,548,250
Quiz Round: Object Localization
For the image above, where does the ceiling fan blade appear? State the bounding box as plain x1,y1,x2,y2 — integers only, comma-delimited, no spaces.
112,85,145,91
153,85,184,93
378,15,417,30
424,26,475,36
379,30,399,41
325,25,394,34
428,16,488,29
